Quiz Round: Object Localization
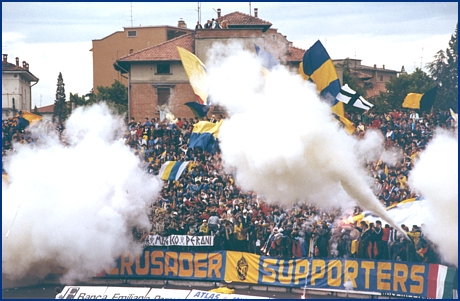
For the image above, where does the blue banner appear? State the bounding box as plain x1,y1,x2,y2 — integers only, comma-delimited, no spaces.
102,250,456,298
105,250,226,282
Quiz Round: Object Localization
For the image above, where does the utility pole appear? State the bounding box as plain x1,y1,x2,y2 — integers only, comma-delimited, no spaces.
197,2,201,24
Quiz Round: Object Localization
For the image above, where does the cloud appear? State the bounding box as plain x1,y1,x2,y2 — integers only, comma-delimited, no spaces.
2,103,162,285
2,32,26,44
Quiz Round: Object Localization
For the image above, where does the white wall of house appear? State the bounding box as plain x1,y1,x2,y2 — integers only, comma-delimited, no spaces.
2,72,34,120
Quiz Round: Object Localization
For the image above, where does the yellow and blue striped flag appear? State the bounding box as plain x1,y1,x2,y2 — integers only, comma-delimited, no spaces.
188,120,223,154
299,40,354,133
158,161,190,181
301,40,341,106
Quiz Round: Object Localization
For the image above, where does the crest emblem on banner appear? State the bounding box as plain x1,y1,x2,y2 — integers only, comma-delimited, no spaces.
236,255,249,280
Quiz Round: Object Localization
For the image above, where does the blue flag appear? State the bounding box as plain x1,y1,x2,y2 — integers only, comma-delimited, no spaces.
184,102,211,118
254,44,279,71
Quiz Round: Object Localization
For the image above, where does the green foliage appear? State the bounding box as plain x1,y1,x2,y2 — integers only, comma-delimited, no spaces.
33,105,42,116
69,93,85,109
426,23,458,110
347,24,457,113
383,68,435,110
53,72,70,124
96,80,128,115
70,81,128,115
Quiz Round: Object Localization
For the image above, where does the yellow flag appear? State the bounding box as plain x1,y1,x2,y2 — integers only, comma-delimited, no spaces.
336,114,356,135
19,110,43,124
331,101,345,118
176,47,208,105
402,93,423,109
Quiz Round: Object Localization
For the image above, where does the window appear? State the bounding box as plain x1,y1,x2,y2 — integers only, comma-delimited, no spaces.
379,75,383,82
157,88,170,106
127,30,137,37
157,64,170,74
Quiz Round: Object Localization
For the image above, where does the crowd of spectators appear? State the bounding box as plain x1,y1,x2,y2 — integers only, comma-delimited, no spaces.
2,108,457,265
124,108,456,265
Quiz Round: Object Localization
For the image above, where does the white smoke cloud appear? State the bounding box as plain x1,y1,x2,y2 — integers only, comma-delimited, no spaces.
353,129,385,164
205,43,405,234
408,129,458,267
2,103,162,286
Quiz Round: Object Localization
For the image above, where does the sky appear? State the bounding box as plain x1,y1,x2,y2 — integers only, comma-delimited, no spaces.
2,2,458,109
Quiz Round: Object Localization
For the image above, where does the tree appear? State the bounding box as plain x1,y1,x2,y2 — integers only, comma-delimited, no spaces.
68,81,128,117
96,80,128,115
69,92,91,109
53,72,69,125
33,105,42,116
371,68,435,114
426,23,458,111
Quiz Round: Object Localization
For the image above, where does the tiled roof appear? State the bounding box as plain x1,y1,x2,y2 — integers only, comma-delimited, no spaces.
2,60,39,81
350,69,373,79
118,33,195,62
36,104,55,113
217,11,272,26
285,46,305,62
359,65,398,73
2,61,26,72
115,12,301,65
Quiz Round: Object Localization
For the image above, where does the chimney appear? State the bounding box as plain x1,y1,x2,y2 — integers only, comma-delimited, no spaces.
22,61,26,68
217,8,221,18
373,64,376,69
382,64,385,69
16,57,19,66
254,8,258,17
2,54,7,63
177,18,186,28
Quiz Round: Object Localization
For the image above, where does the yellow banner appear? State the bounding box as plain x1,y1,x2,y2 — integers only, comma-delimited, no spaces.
224,251,260,284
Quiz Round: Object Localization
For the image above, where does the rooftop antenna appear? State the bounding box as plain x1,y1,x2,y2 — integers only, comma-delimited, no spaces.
420,46,424,69
249,2,252,15
130,2,133,27
197,2,201,24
